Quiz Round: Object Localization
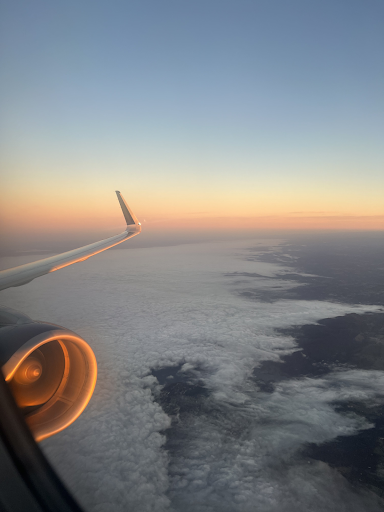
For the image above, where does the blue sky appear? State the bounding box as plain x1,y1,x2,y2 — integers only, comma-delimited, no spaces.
1,0,383,230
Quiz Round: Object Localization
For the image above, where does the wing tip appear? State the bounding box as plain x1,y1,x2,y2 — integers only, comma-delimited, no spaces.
115,190,140,227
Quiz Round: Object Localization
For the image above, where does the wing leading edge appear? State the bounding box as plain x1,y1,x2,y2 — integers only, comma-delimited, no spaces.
0,191,141,292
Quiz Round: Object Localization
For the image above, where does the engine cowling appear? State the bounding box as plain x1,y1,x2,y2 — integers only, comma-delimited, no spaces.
0,307,97,442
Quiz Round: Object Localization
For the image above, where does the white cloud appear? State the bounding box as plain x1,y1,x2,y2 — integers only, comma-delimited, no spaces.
1,239,383,511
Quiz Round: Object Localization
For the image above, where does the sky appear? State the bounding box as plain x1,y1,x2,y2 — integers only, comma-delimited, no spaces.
1,0,383,242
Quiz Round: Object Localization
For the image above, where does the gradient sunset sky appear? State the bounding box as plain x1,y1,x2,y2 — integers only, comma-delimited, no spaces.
1,0,383,239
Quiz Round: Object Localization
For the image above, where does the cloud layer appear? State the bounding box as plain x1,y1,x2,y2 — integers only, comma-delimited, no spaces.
1,239,383,511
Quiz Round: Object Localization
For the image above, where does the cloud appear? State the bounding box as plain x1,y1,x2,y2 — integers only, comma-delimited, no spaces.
1,239,383,511
165,370,384,512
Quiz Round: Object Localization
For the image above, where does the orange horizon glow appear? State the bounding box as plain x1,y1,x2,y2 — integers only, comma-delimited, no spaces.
2,2,383,248
1,211,384,234
1,186,383,235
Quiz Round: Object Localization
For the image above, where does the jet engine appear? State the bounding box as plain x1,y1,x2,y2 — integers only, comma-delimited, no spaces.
0,307,97,442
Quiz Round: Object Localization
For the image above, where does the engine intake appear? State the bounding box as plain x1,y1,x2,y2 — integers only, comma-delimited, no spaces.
0,309,97,442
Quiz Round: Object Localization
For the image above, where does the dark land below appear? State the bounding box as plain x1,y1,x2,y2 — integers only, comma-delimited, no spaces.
152,234,384,502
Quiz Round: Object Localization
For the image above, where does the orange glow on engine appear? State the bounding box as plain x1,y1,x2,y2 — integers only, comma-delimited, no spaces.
14,356,43,384
2,331,97,442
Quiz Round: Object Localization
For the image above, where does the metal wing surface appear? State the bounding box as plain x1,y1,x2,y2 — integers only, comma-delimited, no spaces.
0,191,141,292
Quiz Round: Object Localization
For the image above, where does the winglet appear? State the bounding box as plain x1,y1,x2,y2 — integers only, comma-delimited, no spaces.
115,191,140,226
0,191,142,291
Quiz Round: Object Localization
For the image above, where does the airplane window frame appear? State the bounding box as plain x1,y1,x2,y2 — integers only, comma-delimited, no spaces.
0,372,84,512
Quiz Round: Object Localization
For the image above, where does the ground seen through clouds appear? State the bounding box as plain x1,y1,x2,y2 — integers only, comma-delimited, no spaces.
1,234,384,511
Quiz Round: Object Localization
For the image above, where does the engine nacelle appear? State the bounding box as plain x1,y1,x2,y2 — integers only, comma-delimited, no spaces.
0,307,97,442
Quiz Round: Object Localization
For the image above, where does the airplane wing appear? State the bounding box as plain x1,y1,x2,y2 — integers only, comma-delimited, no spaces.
0,190,142,511
0,191,141,292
